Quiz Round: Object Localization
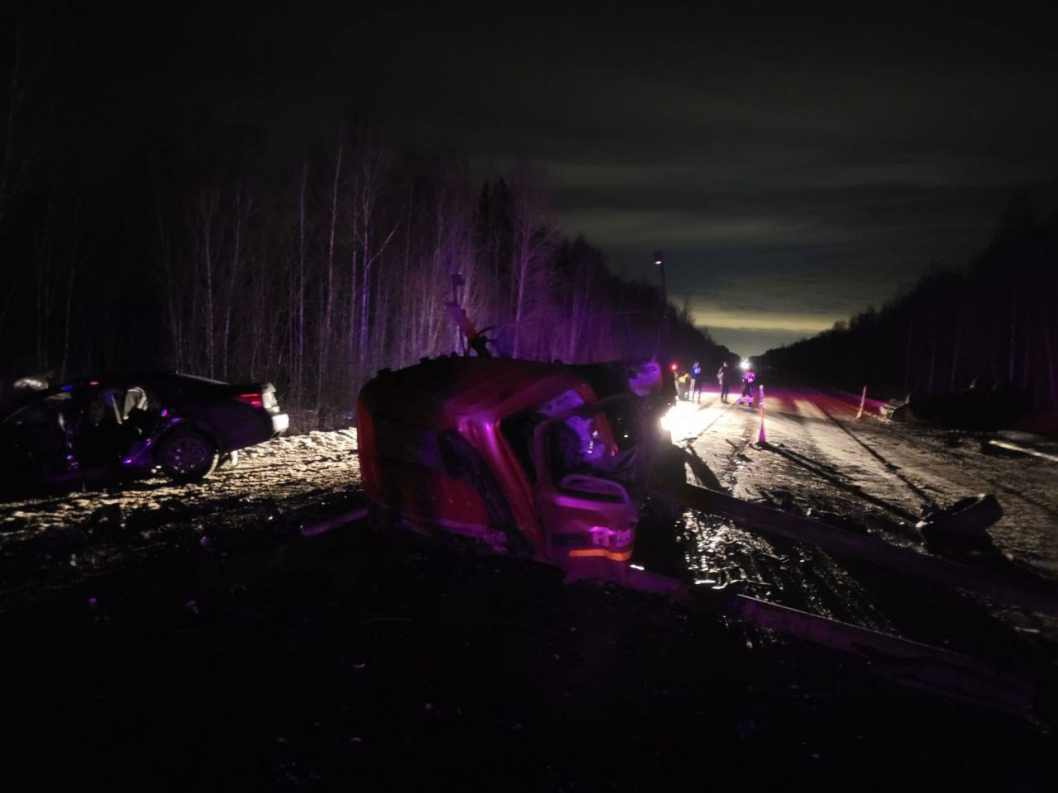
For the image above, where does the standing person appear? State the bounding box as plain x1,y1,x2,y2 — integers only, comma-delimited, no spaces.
690,360,702,403
717,361,730,403
740,366,757,406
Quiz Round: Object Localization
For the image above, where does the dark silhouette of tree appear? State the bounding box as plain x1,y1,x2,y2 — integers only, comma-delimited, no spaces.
761,198,1058,410
0,110,730,428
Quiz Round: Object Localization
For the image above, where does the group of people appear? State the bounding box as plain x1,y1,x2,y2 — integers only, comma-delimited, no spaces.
683,360,758,406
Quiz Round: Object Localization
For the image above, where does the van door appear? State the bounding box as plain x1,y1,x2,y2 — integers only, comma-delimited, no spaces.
531,399,639,581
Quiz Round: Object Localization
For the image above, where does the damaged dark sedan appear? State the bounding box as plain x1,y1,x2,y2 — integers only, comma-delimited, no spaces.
0,373,288,495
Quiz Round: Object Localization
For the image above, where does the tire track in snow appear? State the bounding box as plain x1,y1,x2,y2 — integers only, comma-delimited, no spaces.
788,396,940,522
810,401,1058,577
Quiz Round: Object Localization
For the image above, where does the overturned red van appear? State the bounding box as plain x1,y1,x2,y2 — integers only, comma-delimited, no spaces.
356,356,673,582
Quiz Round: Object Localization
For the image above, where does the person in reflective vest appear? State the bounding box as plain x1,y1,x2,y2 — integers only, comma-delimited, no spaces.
690,361,702,403
740,368,757,406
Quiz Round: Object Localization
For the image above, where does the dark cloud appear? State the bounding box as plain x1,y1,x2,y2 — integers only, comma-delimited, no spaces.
70,1,1058,356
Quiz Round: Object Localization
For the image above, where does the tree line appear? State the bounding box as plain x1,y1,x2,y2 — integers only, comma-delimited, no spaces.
760,198,1058,409
0,7,729,428
149,140,730,426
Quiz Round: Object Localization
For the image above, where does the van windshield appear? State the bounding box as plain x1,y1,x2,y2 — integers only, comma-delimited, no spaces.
501,389,640,491
499,389,588,484
545,406,642,491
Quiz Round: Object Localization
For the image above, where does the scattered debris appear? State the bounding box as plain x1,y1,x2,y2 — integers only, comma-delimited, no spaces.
917,494,1003,542
299,506,368,537
880,384,1033,430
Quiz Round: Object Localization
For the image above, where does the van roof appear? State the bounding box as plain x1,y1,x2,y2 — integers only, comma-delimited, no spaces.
360,356,591,428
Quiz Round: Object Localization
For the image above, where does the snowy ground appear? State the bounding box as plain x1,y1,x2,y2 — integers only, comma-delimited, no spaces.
1,387,1056,789
0,429,360,608
2,389,1056,622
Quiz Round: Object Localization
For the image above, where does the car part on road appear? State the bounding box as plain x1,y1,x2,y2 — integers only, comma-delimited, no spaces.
882,383,1033,430
917,494,1004,540
299,506,369,537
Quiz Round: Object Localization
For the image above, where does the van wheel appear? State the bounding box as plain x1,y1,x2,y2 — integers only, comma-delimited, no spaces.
157,430,219,482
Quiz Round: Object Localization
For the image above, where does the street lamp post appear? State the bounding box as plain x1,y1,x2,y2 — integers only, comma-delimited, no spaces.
654,251,669,357
653,250,667,307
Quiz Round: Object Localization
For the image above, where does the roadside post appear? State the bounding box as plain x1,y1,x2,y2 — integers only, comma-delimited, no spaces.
857,385,867,419
758,384,766,444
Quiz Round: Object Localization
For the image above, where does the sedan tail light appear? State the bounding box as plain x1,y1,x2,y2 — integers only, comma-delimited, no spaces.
235,393,264,409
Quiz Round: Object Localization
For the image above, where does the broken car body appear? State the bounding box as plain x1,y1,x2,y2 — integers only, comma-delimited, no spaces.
0,372,289,493
357,356,670,582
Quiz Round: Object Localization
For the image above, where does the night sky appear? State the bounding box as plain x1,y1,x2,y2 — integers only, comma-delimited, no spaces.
69,1,1058,356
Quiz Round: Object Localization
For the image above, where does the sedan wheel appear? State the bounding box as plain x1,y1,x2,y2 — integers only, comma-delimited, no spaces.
158,431,219,482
